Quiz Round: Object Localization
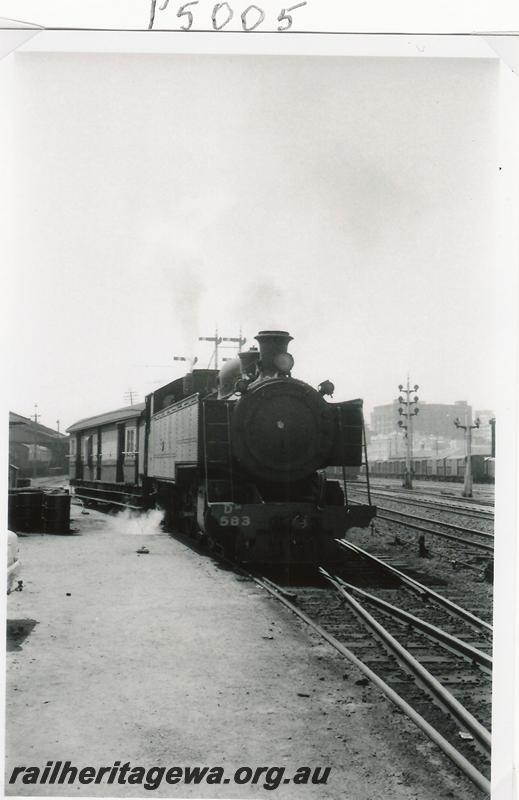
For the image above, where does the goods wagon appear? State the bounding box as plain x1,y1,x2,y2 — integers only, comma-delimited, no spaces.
369,455,494,484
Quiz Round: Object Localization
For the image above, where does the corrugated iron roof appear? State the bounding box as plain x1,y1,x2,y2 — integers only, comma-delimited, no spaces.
67,403,145,433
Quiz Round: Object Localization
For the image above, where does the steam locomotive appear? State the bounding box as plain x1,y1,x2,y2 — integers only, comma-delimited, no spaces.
68,331,375,564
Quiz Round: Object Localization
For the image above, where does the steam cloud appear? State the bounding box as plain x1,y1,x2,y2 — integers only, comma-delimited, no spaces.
104,508,165,537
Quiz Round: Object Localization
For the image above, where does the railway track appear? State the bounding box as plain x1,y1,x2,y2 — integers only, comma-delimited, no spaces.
349,486,494,521
347,485,494,556
348,487,495,580
334,540,492,631
252,543,492,795
372,509,493,553
368,477,495,494
349,484,494,517
371,486,494,509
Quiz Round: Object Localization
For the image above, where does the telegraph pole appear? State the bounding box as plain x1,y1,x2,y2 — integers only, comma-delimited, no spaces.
454,414,481,498
124,389,139,406
397,379,419,489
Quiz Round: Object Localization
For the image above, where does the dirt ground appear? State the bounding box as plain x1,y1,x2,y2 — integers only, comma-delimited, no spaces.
5,504,483,799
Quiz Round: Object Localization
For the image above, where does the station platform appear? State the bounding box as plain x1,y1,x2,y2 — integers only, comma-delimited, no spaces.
5,507,475,799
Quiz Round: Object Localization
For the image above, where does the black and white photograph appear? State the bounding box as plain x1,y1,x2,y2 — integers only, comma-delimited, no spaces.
2,8,518,800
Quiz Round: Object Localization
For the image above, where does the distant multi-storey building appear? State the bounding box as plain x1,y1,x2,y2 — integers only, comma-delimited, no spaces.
473,410,495,449
370,400,472,439
367,400,495,462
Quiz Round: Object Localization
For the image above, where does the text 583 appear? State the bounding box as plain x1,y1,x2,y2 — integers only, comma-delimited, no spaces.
219,514,251,527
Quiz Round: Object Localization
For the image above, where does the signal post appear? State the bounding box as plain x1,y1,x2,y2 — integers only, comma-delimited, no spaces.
397,379,419,489
454,415,481,498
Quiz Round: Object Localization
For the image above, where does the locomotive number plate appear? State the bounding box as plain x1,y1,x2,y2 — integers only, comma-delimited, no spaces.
219,503,250,527
219,515,251,527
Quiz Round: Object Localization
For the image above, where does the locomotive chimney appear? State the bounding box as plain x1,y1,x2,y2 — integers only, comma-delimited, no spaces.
254,331,293,378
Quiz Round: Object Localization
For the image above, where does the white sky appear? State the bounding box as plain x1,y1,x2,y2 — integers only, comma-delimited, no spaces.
5,52,500,430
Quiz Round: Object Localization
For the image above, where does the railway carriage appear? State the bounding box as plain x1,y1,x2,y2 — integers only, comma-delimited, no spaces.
69,330,376,564
68,405,147,509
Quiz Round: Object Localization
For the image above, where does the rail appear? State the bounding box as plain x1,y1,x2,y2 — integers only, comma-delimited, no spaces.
349,486,494,519
374,507,493,539
335,539,492,634
322,572,492,673
375,513,494,553
252,573,490,795
320,569,491,756
375,485,494,509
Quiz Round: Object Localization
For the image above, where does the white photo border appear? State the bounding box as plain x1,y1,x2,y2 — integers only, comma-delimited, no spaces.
1,27,518,800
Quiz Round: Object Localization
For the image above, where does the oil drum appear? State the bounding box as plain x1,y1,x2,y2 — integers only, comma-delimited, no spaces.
8,490,43,533
42,492,71,534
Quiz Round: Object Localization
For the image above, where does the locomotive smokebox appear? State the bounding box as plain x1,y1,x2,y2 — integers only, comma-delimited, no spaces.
255,330,293,378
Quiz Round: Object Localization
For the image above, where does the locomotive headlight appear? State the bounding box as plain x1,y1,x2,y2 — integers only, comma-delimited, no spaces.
273,352,294,374
292,513,309,530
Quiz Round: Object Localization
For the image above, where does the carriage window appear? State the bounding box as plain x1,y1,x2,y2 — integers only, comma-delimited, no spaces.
125,428,136,454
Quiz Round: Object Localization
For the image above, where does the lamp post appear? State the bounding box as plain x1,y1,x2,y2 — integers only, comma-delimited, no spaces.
397,379,419,489
454,415,480,498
